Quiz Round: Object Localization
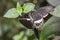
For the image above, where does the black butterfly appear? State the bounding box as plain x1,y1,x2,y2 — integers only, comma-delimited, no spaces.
19,6,53,39
19,0,54,39
19,6,53,28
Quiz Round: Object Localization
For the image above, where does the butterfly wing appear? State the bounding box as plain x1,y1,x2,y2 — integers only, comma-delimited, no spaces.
34,6,53,18
31,6,53,29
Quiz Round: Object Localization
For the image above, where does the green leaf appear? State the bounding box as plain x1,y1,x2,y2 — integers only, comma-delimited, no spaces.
16,2,22,16
50,5,60,17
13,31,24,40
26,29,34,36
23,3,35,13
40,16,60,40
3,8,19,18
47,0,60,6
22,36,28,40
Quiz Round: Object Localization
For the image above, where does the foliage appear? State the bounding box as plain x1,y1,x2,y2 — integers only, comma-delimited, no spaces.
3,8,19,18
47,0,60,6
16,2,22,16
40,16,60,40
50,5,60,17
3,2,35,18
0,0,60,40
23,3,35,13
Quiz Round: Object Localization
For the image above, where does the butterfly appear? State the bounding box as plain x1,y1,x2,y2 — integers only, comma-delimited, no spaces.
19,0,54,39
19,6,53,39
19,6,53,28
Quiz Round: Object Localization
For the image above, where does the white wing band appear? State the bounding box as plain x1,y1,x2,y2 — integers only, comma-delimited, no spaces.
34,18,43,23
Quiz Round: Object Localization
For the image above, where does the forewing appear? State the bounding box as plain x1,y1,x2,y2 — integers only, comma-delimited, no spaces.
34,6,53,18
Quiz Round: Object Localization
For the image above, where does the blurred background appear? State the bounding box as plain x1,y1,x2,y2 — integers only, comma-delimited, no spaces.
0,0,60,40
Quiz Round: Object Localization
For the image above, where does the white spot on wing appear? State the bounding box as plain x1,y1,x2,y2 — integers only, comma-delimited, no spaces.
34,18,43,23
26,18,31,21
43,13,48,18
